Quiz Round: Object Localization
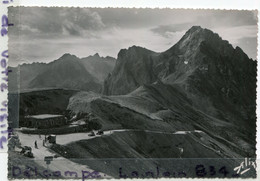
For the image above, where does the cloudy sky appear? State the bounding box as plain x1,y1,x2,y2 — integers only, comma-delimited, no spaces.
8,7,257,66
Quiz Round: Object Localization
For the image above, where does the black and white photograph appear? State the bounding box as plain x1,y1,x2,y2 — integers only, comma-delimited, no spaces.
7,7,257,179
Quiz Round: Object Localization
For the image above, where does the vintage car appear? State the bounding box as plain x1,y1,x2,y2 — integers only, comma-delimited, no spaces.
20,146,34,158
47,135,56,144
96,130,104,135
88,131,95,137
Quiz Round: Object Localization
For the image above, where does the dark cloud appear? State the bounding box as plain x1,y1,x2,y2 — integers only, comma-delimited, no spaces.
8,7,105,38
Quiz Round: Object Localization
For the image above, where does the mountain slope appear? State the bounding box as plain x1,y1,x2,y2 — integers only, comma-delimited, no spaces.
8,63,48,92
28,54,101,92
80,53,116,82
68,80,255,157
68,26,256,158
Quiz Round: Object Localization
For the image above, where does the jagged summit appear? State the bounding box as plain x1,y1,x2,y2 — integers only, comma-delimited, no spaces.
127,45,149,50
171,26,225,51
162,26,240,63
82,53,101,60
59,53,78,59
118,45,152,53
19,61,47,67
188,25,203,32
93,53,100,57
105,56,116,60
118,45,156,59
186,26,217,37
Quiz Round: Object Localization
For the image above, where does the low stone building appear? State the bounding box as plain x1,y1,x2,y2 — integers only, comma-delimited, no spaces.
25,114,66,129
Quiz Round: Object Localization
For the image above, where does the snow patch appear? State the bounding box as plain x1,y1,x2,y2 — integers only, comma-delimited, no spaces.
174,131,190,134
194,130,204,133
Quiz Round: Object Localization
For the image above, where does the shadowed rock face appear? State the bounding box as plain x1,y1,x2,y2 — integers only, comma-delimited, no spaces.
103,26,256,131
103,26,256,97
103,46,159,95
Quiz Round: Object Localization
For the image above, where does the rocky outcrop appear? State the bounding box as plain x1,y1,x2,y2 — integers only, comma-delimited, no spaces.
103,46,158,95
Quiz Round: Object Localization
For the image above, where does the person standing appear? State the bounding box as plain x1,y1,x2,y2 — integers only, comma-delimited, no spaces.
34,140,38,149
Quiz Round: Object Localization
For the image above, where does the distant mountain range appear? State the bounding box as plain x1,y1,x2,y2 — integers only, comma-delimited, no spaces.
8,53,116,93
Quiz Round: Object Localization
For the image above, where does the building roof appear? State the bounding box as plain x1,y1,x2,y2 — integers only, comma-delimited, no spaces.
26,114,63,119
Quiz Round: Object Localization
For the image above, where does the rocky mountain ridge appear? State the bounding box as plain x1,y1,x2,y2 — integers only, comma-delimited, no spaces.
103,26,256,131
103,26,256,95
67,26,256,158
8,53,116,93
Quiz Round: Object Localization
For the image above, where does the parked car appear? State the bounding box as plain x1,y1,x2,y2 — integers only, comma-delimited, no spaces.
47,135,56,144
20,146,34,158
96,130,104,135
88,131,95,137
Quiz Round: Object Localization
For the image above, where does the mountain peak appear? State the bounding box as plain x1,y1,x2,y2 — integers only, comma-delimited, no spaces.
189,25,203,32
128,45,152,51
59,53,77,59
93,53,100,57
166,25,225,54
118,45,155,59
129,45,143,49
105,56,116,61
185,26,217,38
